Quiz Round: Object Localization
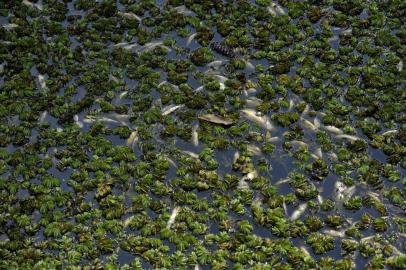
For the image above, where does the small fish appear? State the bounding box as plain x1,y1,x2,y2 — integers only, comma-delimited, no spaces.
323,229,345,238
73,114,83,128
2,24,18,31
115,91,127,100
240,109,274,131
123,216,134,228
118,12,141,21
381,129,398,136
166,156,177,168
23,0,43,10
126,131,138,149
192,123,199,147
323,125,343,135
162,104,184,116
39,111,48,123
335,134,361,141
288,99,295,111
290,203,307,221
247,144,262,156
198,114,234,126
314,147,323,159
183,150,199,159
246,97,263,108
301,118,317,131
206,60,226,68
233,151,240,164
290,140,308,148
397,60,403,72
186,33,197,47
167,207,180,229
313,116,321,129
38,74,48,91
174,5,195,16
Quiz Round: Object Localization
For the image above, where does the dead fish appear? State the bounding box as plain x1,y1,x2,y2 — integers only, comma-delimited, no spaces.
73,114,83,128
335,181,356,201
397,60,403,72
323,229,345,238
247,144,262,156
240,109,274,131
186,33,197,47
290,203,307,221
233,151,240,164
162,104,184,116
174,5,195,16
2,24,18,31
85,113,132,127
275,178,290,186
290,140,308,148
183,150,199,159
167,207,181,229
246,97,263,108
382,129,398,136
126,131,138,149
288,99,295,111
198,114,234,126
39,111,48,123
301,104,310,116
213,75,228,83
122,216,134,228
118,11,141,21
23,0,43,10
166,156,177,168
194,264,201,270
314,147,323,159
38,74,48,91
313,116,321,129
192,123,199,147
301,118,318,131
335,134,362,141
323,125,343,135
206,60,226,69
317,195,323,204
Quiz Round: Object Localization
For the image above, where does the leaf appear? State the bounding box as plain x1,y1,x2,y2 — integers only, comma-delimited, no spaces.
198,114,234,126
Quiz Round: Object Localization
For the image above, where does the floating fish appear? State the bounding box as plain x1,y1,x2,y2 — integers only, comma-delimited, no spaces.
301,118,318,131
323,125,343,135
192,123,199,147
323,228,345,238
335,134,362,141
2,24,18,31
290,203,307,221
247,144,262,156
240,109,274,131
118,12,142,21
174,5,195,16
183,150,199,159
23,0,43,10
126,131,138,149
397,60,403,72
38,74,48,91
198,114,234,126
162,104,184,116
167,207,180,229
186,33,197,47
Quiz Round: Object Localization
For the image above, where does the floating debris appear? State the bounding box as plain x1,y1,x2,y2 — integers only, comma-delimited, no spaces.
198,114,234,126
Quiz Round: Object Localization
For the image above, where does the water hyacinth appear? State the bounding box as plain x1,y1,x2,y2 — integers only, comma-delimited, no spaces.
0,0,405,269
